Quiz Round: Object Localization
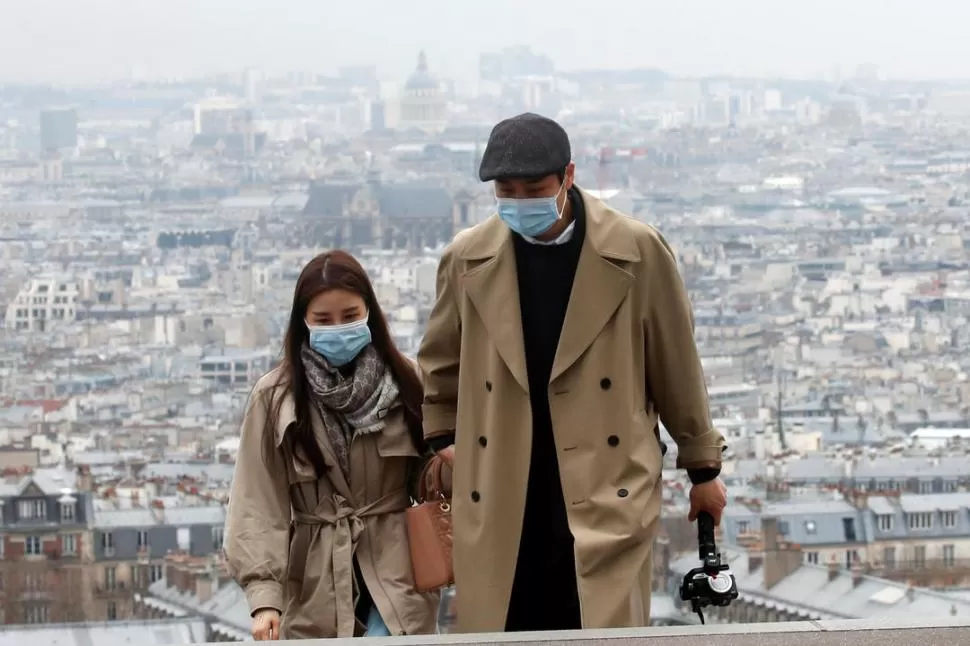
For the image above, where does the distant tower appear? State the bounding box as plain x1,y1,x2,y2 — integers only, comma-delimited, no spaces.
242,108,256,158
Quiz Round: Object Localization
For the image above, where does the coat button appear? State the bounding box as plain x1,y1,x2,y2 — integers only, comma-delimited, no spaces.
617,488,629,498
600,378,612,390
471,491,481,502
607,435,620,447
478,436,487,447
485,381,492,392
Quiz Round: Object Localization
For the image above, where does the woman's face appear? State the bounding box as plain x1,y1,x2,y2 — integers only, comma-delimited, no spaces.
305,288,367,327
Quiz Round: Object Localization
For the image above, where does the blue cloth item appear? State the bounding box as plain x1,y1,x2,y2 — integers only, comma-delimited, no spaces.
364,605,391,637
306,316,372,367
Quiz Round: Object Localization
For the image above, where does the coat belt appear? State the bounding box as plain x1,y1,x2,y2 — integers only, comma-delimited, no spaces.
289,489,409,637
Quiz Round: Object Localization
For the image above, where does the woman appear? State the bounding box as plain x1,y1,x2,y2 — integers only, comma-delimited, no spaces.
225,250,440,640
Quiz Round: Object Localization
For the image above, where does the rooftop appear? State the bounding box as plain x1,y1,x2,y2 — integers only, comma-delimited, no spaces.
167,617,970,646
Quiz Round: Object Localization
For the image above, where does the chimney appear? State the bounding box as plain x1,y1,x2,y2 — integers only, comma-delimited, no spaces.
76,465,92,493
850,488,868,510
762,518,803,589
851,564,864,587
827,559,840,582
196,569,215,603
748,553,764,573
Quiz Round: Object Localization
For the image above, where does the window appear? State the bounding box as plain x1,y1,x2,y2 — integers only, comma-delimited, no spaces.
842,517,857,542
942,511,957,528
176,527,191,551
25,572,43,590
60,502,75,522
805,551,819,564
914,545,927,568
883,546,896,568
107,601,117,621
907,512,933,530
845,549,858,569
25,535,41,555
804,520,817,534
104,567,116,590
150,565,164,583
877,514,894,531
778,521,790,535
137,530,149,549
943,544,956,567
24,604,48,624
18,500,46,520
737,520,750,534
101,532,115,557
212,526,225,549
62,534,77,556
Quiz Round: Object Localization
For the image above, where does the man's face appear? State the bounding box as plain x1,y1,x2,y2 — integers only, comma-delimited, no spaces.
494,162,575,202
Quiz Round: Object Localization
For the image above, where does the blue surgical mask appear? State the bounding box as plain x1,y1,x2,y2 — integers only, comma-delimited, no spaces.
495,182,566,237
306,316,372,367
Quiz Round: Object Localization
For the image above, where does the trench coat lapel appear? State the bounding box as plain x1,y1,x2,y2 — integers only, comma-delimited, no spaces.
460,217,530,393
550,190,640,384
274,392,355,502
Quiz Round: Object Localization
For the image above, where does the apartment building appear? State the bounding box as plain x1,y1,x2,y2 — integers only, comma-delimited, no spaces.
197,349,273,387
3,277,80,333
666,518,970,624
722,490,970,587
0,466,94,624
91,502,227,621
780,454,970,492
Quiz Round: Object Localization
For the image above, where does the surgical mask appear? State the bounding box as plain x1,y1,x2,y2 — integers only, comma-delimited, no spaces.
495,182,566,238
306,316,372,367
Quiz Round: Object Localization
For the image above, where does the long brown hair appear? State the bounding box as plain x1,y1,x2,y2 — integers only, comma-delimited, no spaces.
262,249,424,475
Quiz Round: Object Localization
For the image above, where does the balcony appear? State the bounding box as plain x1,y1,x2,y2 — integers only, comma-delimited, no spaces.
876,558,970,586
93,581,127,598
180,617,970,645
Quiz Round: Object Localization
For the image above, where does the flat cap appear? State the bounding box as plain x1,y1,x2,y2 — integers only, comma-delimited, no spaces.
478,112,571,182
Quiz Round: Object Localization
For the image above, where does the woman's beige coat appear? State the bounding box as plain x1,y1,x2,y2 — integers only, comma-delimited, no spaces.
225,367,439,638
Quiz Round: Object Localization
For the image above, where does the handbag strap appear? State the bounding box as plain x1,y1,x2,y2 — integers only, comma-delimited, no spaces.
418,456,446,502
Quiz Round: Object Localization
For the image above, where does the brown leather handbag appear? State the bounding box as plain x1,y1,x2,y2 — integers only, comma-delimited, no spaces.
406,455,454,592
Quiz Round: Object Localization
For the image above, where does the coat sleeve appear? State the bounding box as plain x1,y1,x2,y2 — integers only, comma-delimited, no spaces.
224,387,291,616
642,230,726,470
417,242,462,443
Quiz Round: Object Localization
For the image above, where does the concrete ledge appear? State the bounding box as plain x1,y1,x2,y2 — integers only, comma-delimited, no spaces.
191,617,970,645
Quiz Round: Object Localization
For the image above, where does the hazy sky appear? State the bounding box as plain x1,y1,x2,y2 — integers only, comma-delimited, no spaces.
1,0,968,84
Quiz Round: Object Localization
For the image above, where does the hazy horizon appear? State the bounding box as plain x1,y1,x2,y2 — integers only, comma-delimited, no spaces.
2,0,969,86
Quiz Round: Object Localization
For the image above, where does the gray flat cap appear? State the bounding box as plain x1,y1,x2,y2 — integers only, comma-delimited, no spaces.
478,112,571,182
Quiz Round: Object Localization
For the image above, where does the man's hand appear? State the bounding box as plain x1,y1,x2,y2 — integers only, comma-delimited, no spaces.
437,444,455,468
688,479,727,525
252,608,280,640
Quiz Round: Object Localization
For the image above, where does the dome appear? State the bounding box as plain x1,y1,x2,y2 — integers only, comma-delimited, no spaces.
405,50,440,91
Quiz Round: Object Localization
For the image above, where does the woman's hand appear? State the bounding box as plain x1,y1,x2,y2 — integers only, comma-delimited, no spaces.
252,608,281,640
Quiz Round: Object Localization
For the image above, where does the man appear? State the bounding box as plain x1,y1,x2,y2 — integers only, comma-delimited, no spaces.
417,112,727,633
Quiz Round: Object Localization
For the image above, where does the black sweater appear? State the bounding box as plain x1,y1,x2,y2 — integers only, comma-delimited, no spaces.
504,187,586,631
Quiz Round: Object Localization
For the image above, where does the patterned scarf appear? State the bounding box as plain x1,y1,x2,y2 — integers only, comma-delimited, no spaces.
300,343,400,480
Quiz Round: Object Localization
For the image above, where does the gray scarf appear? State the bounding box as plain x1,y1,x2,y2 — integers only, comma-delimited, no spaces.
300,343,400,480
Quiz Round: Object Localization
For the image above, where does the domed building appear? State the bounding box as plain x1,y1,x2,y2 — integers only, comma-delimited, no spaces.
398,50,447,133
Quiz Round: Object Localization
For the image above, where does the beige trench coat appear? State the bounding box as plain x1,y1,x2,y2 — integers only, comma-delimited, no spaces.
417,189,725,633
225,368,439,639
